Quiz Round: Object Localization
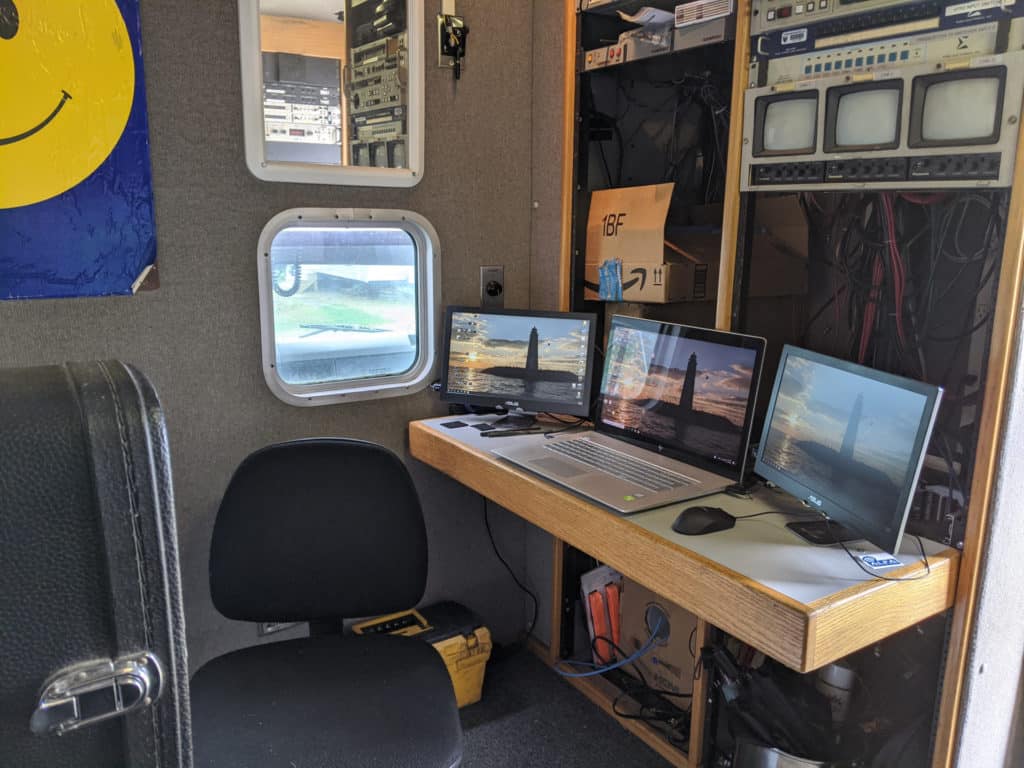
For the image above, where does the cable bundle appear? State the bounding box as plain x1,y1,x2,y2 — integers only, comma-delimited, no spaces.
800,190,1007,546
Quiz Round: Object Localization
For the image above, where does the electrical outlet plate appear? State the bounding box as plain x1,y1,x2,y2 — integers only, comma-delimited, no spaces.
480,265,504,308
437,14,467,69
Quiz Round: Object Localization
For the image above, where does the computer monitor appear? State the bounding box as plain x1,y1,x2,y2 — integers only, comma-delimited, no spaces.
440,307,597,424
754,346,943,555
753,92,818,156
909,65,1005,147
825,81,902,152
596,316,765,481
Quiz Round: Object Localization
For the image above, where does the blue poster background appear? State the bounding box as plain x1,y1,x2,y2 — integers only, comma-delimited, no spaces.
0,0,156,300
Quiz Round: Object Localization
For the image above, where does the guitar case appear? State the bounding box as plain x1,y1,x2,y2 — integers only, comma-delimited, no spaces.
0,361,191,768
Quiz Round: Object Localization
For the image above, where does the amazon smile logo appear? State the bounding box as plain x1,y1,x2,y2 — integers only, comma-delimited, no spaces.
584,267,651,293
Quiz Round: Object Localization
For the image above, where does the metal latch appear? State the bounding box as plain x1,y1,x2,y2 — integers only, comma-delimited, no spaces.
30,652,164,735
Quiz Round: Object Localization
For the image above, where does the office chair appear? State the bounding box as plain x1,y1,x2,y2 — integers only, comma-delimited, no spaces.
190,439,463,768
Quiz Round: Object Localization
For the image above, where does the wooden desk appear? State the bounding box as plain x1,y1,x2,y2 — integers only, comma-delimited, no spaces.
409,414,959,762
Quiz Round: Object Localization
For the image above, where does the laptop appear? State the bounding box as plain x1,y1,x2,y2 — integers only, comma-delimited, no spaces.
492,315,766,514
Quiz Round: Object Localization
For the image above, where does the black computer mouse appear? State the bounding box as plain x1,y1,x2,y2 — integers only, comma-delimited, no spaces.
672,506,736,536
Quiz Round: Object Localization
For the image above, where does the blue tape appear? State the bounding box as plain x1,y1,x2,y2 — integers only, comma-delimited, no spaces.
598,259,623,301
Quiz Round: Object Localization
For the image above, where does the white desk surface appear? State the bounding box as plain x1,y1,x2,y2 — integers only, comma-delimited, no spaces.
411,414,959,671
420,414,944,606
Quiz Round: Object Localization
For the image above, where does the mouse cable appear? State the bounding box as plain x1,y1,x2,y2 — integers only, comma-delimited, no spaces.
482,497,539,640
733,510,820,521
732,511,932,581
542,421,589,439
540,412,587,425
824,516,932,582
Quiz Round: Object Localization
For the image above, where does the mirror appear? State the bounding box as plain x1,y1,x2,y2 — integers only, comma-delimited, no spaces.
238,0,424,187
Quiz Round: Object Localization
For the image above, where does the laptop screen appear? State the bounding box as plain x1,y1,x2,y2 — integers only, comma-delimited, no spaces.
596,316,766,479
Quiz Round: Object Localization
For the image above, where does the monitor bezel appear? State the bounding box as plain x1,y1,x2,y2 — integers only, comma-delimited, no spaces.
439,305,598,418
754,345,943,555
753,91,819,157
594,315,766,482
908,66,1006,149
824,79,903,153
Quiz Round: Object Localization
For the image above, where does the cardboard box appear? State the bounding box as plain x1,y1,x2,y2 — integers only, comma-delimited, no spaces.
655,196,808,302
584,187,808,303
619,578,698,696
583,260,697,303
586,183,674,267
584,183,686,303
584,224,721,303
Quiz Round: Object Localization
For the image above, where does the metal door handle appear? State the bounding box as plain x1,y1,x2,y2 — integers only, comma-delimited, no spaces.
30,652,164,735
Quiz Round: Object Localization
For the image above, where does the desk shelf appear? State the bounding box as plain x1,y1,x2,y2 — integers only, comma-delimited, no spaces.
409,417,959,675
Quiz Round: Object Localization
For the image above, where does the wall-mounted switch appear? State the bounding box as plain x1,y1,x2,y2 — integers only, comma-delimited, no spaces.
480,265,504,308
438,11,468,79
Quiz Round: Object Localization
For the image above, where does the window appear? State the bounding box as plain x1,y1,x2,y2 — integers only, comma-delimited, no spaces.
258,208,440,406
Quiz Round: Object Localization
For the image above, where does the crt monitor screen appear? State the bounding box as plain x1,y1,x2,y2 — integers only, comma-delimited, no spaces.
755,346,942,555
440,307,596,417
915,70,1004,144
597,316,765,478
834,86,901,148
760,94,817,153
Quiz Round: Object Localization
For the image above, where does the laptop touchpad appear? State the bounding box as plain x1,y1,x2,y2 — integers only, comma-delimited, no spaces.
531,457,589,478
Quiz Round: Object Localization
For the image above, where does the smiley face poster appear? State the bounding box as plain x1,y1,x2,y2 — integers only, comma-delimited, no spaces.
0,0,156,299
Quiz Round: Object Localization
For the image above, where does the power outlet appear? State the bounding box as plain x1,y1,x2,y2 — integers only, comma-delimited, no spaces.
480,265,504,308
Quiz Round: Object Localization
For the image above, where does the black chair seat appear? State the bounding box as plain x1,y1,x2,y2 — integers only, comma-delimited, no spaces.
191,635,463,768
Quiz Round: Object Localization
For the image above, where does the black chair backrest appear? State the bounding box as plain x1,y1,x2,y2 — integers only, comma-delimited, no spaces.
210,439,428,622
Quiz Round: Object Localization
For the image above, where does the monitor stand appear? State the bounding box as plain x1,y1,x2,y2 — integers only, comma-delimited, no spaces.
786,519,864,547
492,410,537,429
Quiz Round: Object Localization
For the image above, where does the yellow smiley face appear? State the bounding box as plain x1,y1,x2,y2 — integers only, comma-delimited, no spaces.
0,0,135,209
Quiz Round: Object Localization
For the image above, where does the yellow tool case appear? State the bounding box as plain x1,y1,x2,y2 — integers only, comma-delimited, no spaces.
353,601,492,708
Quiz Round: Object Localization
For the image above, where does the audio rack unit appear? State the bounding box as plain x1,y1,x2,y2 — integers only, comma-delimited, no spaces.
262,52,343,164
753,0,920,37
752,17,1022,86
346,1,409,169
749,0,1024,85
583,0,735,71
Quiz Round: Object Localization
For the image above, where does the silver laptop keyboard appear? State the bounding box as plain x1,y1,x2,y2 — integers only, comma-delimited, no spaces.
546,438,696,492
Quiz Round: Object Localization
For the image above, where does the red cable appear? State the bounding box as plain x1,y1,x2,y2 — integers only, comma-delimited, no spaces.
860,254,884,363
881,193,906,349
899,192,947,206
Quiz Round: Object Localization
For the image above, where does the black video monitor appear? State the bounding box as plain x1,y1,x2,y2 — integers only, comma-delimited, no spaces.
440,307,597,419
596,316,766,480
753,91,819,157
824,80,903,153
909,66,1006,148
755,346,943,555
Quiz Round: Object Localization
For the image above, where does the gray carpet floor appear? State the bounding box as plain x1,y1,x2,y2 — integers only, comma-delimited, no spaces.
459,650,670,767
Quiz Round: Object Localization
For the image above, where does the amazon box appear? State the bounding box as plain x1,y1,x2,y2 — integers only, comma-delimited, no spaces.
586,183,674,266
583,261,699,303
585,183,686,302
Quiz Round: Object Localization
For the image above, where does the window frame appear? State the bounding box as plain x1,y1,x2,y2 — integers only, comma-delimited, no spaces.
257,207,440,406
